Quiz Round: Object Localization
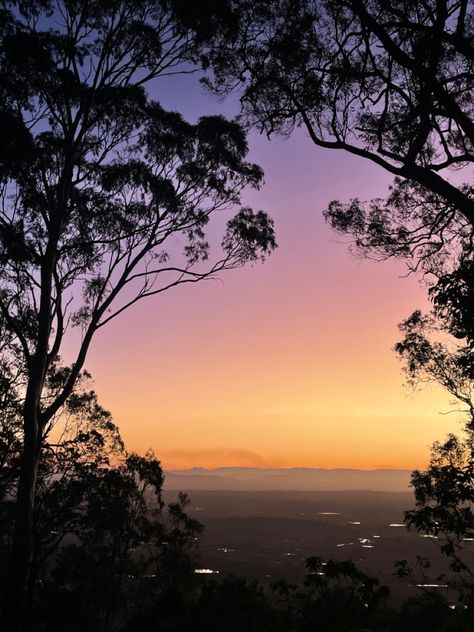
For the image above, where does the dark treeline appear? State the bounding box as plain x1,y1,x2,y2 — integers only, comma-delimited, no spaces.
1,1,474,630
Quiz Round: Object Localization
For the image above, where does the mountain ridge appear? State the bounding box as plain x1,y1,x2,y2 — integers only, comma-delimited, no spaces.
163,466,412,492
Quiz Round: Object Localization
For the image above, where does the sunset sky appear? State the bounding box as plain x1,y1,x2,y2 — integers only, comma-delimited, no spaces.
70,75,462,470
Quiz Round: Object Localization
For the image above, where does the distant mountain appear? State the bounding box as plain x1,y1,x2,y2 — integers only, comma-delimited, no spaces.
163,467,412,492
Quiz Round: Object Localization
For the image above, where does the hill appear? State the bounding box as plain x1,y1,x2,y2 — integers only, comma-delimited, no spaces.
163,467,412,492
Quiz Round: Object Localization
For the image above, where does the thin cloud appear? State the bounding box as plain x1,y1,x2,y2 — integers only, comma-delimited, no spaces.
158,447,269,469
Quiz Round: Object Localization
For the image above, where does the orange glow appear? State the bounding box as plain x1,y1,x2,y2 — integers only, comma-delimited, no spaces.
79,131,460,471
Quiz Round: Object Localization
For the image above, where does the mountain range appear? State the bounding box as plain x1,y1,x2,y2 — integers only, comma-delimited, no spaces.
163,467,412,492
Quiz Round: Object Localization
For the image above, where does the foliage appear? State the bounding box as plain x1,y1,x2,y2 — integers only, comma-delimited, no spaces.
393,298,474,603
3,390,474,632
0,1,276,624
107,555,394,632
398,591,473,632
0,0,276,426
324,178,473,278
272,556,391,632
1,1,474,629
0,384,204,632
31,462,202,632
430,259,474,349
203,0,474,289
395,310,473,412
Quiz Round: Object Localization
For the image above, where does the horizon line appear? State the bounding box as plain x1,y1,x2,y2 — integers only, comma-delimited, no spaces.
164,465,415,472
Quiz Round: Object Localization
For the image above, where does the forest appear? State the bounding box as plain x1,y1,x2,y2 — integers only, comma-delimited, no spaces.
1,1,474,630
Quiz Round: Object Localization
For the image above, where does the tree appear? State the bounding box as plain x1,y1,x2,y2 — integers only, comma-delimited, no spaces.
28,386,124,617
0,377,125,627
32,453,201,632
0,1,276,628
204,0,474,271
363,246,473,611
394,307,474,603
1,372,205,632
272,556,390,632
0,337,22,500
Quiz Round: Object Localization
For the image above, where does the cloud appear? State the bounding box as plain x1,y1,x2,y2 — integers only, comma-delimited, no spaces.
157,447,269,469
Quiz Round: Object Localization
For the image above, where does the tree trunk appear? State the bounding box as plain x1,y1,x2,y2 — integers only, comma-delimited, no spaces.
24,530,42,631
1,237,56,630
1,404,41,632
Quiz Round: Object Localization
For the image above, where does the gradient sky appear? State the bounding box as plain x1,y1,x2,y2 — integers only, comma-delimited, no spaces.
69,75,463,470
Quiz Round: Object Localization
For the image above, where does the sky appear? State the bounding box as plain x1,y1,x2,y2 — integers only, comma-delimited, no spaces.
77,75,463,471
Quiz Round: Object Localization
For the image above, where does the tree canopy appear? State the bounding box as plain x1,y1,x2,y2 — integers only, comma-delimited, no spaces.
205,0,474,276
0,1,276,627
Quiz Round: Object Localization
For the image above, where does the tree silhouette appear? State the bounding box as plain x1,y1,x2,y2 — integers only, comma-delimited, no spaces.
1,374,205,632
31,453,203,632
0,2,276,628
0,338,22,500
379,250,474,613
394,307,474,601
272,556,390,632
205,0,474,274
32,452,188,632
0,371,123,618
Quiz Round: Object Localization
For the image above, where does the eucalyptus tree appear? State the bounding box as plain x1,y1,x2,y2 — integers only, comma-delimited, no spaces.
394,297,474,596
1,370,202,632
0,1,275,627
32,450,198,632
205,0,474,278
